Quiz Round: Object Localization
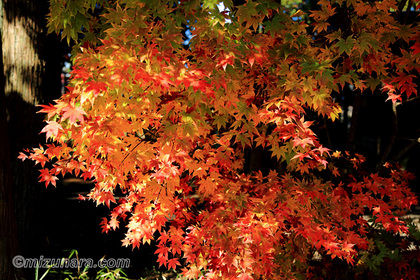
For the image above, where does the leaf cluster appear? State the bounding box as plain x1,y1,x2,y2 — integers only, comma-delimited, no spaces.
22,0,420,279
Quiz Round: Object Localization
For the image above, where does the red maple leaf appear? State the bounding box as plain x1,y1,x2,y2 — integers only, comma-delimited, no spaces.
167,257,181,270
410,39,420,55
37,103,59,119
38,168,58,187
100,217,111,233
158,230,170,244
157,253,168,267
386,92,402,104
155,244,170,259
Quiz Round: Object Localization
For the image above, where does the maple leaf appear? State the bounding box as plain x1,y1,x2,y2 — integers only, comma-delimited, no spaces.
155,244,170,259
157,254,168,267
198,176,217,197
38,168,58,187
382,82,395,93
61,105,86,123
40,121,62,139
86,81,107,97
332,151,341,158
37,103,59,119
96,192,116,208
410,40,420,55
292,152,312,161
109,217,120,230
270,145,286,161
18,152,28,161
372,206,381,216
292,137,314,148
337,37,354,55
100,217,111,233
331,166,340,177
316,145,330,156
385,92,402,104
396,261,410,274
158,231,170,244
182,266,201,280
167,257,181,270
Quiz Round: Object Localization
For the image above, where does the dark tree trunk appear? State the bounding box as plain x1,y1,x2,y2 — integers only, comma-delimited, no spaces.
0,28,20,280
0,0,62,278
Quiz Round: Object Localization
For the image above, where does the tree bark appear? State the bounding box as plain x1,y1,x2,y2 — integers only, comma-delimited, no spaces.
0,0,62,278
0,18,20,278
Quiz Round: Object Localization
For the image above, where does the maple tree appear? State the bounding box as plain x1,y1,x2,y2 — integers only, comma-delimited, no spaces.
20,0,420,279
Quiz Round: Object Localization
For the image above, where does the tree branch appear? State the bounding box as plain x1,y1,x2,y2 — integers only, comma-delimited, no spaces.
377,102,398,171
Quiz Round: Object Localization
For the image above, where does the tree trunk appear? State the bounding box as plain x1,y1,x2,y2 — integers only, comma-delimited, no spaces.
0,25,20,280
0,0,62,278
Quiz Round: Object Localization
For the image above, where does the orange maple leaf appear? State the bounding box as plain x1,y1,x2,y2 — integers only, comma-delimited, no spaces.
96,192,116,208
109,217,120,230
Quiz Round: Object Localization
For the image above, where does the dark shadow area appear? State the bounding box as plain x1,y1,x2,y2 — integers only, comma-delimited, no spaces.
32,179,157,279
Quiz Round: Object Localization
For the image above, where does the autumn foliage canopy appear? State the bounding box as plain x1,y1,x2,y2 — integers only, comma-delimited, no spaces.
20,0,420,278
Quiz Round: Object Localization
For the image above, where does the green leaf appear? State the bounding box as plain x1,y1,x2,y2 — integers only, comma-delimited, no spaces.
202,0,219,10
336,37,354,55
213,114,229,130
